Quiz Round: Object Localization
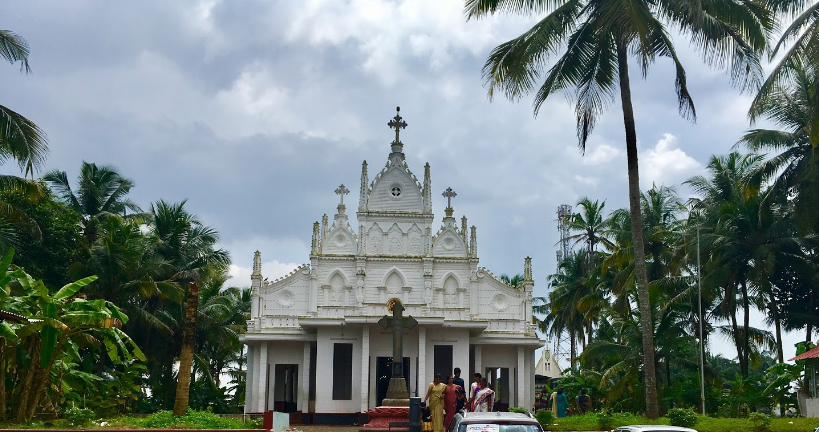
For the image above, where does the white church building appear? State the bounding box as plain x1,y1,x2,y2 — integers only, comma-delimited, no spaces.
242,109,543,424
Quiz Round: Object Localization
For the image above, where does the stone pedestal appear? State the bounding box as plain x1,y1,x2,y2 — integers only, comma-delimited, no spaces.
361,406,410,431
382,377,410,406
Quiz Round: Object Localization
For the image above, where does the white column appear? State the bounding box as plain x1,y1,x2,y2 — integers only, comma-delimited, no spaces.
245,344,256,413
474,345,482,382
517,346,525,408
301,342,311,412
418,326,426,395
361,325,370,412
258,342,269,412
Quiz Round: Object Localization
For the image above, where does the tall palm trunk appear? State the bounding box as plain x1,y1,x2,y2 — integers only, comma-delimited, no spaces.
0,338,6,421
729,296,746,376
173,281,200,416
616,38,659,419
769,298,784,363
741,280,750,378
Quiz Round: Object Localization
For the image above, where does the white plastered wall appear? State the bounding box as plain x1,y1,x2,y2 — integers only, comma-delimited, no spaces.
316,326,362,413
421,328,470,394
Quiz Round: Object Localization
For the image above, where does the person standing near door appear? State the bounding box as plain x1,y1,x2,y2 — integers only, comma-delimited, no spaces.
453,368,465,390
423,374,446,432
443,375,461,431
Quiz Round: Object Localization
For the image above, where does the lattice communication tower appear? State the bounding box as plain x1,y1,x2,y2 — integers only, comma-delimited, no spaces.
553,204,573,367
556,204,572,268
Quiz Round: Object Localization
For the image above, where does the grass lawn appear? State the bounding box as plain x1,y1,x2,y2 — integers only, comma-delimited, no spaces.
0,410,263,429
543,413,819,432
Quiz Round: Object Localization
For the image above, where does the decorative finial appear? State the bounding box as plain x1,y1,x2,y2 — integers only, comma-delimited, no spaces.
335,184,350,206
359,161,369,212
388,106,408,144
524,256,533,282
252,251,262,276
423,163,432,214
442,187,457,206
442,187,457,218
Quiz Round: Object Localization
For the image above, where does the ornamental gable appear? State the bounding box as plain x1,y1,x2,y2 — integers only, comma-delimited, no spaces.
367,165,423,213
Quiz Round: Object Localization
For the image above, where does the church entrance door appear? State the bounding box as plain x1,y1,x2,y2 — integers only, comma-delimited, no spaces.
273,364,298,413
375,357,410,406
433,345,453,380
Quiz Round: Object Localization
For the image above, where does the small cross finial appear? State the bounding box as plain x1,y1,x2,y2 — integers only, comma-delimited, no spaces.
335,184,350,206
387,106,408,143
442,187,457,208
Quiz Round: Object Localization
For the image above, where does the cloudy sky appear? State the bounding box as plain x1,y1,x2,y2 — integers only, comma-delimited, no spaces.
2,1,802,363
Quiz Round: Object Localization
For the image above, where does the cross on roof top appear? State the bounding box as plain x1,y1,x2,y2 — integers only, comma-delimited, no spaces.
335,184,350,206
442,187,457,208
387,106,408,144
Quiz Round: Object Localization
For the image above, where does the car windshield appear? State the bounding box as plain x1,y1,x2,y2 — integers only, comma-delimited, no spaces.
458,423,542,432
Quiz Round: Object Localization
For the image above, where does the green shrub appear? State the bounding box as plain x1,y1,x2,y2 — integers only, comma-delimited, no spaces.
509,406,529,414
63,407,95,427
596,410,615,431
749,412,771,432
667,408,698,428
535,409,554,429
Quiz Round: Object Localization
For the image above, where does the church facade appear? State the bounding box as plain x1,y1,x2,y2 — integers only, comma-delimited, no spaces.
242,109,542,423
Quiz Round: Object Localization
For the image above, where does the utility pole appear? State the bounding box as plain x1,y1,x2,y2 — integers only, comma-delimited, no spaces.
697,225,706,414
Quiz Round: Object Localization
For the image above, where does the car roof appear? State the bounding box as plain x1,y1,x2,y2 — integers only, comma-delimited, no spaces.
457,412,539,424
614,426,698,432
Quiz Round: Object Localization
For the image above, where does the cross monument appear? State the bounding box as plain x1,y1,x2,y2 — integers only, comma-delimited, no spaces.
335,184,350,211
378,298,418,406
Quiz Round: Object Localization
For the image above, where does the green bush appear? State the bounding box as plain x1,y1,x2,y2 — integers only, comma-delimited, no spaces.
62,407,95,427
509,406,529,414
749,412,771,432
667,408,698,428
136,409,250,429
596,410,615,431
535,409,554,429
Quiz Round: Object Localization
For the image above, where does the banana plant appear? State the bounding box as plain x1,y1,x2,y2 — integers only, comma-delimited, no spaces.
0,248,145,421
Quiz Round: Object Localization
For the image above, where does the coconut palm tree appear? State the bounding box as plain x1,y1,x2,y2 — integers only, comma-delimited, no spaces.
751,0,819,115
465,0,769,418
567,197,614,258
147,200,229,415
499,273,525,287
0,29,48,248
0,29,48,178
43,162,141,243
742,60,819,234
687,152,797,375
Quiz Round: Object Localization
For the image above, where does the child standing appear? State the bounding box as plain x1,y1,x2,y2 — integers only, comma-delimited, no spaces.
420,402,432,432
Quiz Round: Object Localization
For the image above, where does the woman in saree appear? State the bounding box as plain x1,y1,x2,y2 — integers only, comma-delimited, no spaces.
472,378,495,412
443,375,462,431
423,374,446,432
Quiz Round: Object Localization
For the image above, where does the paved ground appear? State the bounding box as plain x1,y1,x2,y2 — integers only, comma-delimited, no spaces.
290,426,362,432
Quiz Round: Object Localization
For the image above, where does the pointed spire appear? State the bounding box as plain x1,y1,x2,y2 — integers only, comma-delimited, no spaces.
524,256,533,282
470,226,477,257
461,216,468,243
252,251,262,276
423,162,432,214
359,160,369,212
320,214,329,252
311,222,320,255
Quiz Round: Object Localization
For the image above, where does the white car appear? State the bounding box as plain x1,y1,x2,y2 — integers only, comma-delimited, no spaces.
613,426,698,432
449,412,544,432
